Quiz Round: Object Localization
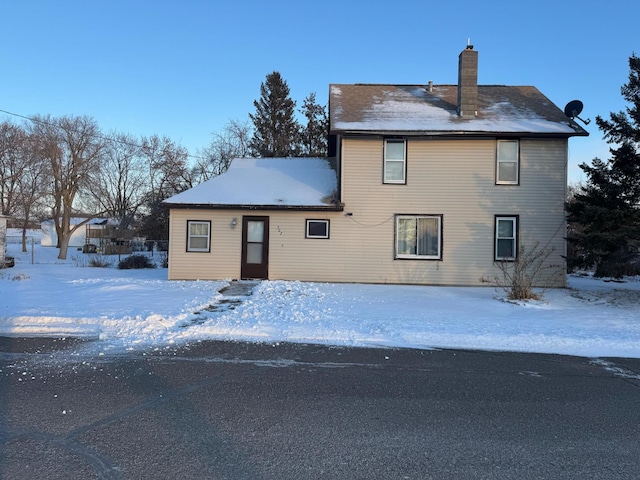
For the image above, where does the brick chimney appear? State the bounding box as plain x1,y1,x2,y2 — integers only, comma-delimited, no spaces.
457,44,478,118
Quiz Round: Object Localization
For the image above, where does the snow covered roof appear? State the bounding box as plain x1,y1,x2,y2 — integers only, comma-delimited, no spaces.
164,157,340,210
329,84,589,137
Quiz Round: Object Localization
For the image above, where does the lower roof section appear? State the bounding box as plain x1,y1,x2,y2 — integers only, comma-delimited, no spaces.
164,157,339,210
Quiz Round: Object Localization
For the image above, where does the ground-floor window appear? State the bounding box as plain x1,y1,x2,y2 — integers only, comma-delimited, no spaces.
395,215,442,260
306,219,330,239
187,220,211,252
495,216,518,260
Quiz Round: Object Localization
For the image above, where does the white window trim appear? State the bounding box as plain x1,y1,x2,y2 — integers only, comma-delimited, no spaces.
383,139,406,184
495,216,517,261
305,219,330,239
187,220,211,252
496,139,519,185
395,214,442,260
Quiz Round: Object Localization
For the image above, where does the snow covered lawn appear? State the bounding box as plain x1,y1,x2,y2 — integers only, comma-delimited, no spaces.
1,240,639,358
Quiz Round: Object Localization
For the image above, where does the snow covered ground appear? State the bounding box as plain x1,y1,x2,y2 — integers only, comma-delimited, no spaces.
1,234,639,358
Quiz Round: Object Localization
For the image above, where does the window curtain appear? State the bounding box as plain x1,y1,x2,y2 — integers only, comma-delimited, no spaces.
417,217,438,256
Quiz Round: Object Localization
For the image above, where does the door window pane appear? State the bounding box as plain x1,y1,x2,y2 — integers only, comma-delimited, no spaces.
246,243,263,264
247,221,264,243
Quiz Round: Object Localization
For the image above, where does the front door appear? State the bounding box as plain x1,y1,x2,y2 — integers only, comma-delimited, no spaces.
241,216,269,280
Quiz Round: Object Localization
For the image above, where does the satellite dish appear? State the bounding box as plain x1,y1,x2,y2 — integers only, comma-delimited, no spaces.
564,100,591,125
564,100,583,117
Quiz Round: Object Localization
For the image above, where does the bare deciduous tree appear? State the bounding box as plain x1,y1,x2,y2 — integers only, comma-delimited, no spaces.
87,132,148,229
15,130,49,251
0,120,28,217
31,115,107,259
141,135,191,198
193,119,252,182
1,121,49,251
137,135,191,240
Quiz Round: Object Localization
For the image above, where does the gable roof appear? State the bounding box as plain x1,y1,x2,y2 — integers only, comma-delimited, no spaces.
329,84,589,137
164,157,340,210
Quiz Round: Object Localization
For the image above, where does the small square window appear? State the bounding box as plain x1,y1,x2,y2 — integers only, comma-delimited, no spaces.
306,219,329,239
187,220,211,252
496,140,519,184
384,139,406,184
495,216,517,260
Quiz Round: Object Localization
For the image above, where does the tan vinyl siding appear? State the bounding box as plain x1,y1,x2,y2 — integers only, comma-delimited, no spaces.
168,137,568,287
335,137,568,286
168,209,242,280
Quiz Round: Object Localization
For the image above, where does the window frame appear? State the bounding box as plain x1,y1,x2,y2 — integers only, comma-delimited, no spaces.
394,214,443,260
496,139,520,185
305,219,330,239
494,215,518,261
186,220,211,253
383,138,407,184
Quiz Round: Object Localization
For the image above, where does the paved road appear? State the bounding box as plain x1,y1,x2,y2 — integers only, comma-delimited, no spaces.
1,338,639,479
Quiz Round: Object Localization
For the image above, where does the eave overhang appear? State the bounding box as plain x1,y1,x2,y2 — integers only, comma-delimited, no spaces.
164,202,344,212
330,129,589,139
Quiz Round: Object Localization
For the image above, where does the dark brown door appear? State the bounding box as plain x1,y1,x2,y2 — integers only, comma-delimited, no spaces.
241,216,269,279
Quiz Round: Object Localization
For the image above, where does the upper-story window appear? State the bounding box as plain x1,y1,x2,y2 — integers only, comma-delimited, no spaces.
383,139,406,184
496,140,519,185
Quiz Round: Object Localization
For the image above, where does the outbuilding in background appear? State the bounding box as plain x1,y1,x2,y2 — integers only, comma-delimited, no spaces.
40,218,112,248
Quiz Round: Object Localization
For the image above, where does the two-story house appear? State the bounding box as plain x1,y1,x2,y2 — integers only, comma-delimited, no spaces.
164,46,588,286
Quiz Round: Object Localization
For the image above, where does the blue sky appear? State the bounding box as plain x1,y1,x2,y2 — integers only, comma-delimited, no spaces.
1,1,638,183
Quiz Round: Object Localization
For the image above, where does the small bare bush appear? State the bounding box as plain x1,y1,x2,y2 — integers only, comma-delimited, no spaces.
72,254,114,268
88,255,114,268
483,242,560,301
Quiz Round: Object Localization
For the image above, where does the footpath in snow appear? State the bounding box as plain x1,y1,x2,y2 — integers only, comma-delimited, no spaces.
1,239,639,358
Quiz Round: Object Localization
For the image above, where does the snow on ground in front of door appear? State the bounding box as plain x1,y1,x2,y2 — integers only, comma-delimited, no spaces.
1,240,640,358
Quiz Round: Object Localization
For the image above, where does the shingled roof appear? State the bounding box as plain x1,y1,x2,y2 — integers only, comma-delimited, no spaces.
329,84,589,137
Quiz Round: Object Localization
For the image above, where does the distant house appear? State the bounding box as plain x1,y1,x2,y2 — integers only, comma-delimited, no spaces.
40,218,111,248
164,46,588,286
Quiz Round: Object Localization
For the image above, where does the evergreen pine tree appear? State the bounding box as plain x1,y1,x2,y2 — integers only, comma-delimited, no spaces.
566,54,640,277
299,92,328,157
249,71,300,157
